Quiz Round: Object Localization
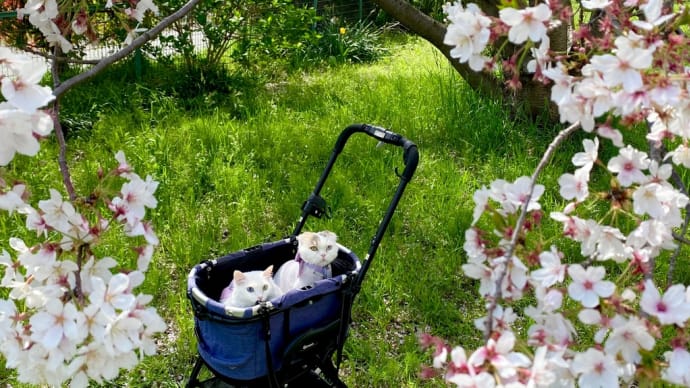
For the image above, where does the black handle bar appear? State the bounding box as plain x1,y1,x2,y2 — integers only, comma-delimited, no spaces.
293,123,419,291
334,124,418,183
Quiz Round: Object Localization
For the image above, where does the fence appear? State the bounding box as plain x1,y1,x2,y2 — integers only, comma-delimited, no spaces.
0,0,377,74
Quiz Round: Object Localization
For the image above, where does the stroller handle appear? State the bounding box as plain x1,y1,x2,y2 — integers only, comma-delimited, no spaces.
294,123,418,290
335,124,419,182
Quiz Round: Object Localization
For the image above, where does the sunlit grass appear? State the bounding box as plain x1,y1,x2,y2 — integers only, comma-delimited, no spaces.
1,35,591,387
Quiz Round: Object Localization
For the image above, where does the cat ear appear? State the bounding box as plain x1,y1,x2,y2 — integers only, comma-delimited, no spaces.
263,265,273,277
296,232,310,244
233,270,246,284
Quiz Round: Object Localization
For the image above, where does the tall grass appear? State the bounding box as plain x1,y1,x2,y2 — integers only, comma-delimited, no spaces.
1,36,598,386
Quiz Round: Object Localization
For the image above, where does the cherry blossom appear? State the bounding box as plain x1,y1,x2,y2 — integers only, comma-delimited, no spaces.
632,0,675,30
473,305,516,334
110,174,159,225
640,279,690,326
589,40,655,93
29,299,85,350
443,2,491,71
0,107,54,165
468,330,530,382
571,348,619,387
429,1,690,385
530,246,566,287
499,4,552,44
604,316,655,364
125,0,160,22
557,167,589,202
567,264,615,308
607,145,650,187
571,137,599,172
663,348,690,386
1,60,54,112
462,257,496,297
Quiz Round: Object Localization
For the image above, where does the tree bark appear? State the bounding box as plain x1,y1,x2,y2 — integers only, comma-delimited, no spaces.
373,0,560,119
375,0,505,101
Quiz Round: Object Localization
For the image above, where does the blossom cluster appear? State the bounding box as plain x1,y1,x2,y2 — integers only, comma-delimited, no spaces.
428,0,690,386
0,47,54,165
0,45,165,386
16,0,159,53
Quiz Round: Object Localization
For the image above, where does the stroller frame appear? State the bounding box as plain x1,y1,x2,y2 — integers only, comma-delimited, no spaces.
186,124,419,387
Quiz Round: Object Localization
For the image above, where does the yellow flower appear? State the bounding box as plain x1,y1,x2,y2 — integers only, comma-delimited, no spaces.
339,27,346,35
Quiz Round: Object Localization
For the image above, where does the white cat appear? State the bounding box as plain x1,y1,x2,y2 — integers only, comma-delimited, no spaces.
274,231,338,292
219,265,283,308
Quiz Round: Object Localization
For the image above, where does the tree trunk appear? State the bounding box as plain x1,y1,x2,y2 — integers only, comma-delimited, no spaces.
374,0,561,119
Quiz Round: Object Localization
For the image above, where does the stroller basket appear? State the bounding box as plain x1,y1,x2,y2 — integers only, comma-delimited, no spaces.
187,238,361,383
186,124,419,387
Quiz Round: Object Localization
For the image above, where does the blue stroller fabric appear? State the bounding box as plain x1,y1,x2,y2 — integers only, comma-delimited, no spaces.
187,238,361,382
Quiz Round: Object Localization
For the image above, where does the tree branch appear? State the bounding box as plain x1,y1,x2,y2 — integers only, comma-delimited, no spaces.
26,48,101,65
52,0,203,98
49,45,78,201
371,0,505,103
484,121,581,340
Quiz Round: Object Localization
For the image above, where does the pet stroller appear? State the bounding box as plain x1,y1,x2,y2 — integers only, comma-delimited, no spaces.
186,124,419,387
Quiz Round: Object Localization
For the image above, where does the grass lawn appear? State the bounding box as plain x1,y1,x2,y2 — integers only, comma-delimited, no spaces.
1,35,606,386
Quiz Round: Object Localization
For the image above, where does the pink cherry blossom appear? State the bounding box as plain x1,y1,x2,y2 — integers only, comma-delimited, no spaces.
567,264,615,308
504,176,545,213
542,63,574,105
471,187,489,225
595,225,627,262
632,183,677,219
632,0,675,30
0,184,30,214
572,348,619,387
474,305,517,334
29,299,85,350
558,168,589,202
526,287,564,321
499,3,552,44
444,2,491,68
110,174,159,225
571,137,599,172
627,220,675,253
0,60,54,112
462,258,496,297
604,316,655,363
530,246,566,287
468,330,530,381
607,145,650,187
596,124,624,147
446,370,496,388
640,279,690,326
663,348,690,386
667,144,690,168
0,108,53,165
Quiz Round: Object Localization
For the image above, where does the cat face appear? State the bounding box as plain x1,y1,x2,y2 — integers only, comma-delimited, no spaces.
231,265,278,306
297,231,338,266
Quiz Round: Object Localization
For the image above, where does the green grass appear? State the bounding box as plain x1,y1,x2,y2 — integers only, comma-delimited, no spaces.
0,35,660,386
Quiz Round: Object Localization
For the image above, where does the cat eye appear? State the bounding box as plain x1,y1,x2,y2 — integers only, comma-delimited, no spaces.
327,245,333,250
310,246,318,251
246,287,254,293
263,285,268,291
